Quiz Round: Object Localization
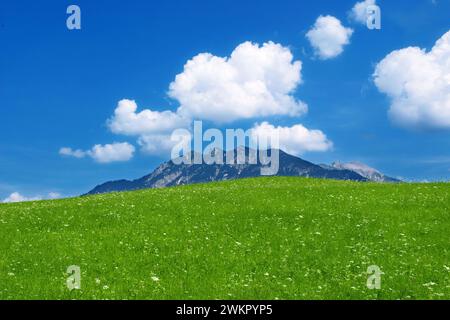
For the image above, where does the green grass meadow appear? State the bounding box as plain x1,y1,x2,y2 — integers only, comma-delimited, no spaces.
0,177,449,300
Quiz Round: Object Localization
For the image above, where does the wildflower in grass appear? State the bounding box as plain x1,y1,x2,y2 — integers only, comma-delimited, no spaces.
151,276,160,282
422,282,437,287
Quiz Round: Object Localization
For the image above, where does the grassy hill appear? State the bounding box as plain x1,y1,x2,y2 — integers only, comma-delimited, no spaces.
0,177,449,300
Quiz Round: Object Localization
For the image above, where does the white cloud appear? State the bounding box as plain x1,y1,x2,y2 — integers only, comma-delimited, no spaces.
3,192,38,203
48,192,61,199
2,192,61,203
59,147,86,158
373,30,450,129
306,15,354,60
108,99,188,136
251,122,333,156
103,42,309,155
137,133,187,155
60,142,135,163
169,41,307,123
108,42,307,131
88,143,135,163
138,127,193,156
350,0,377,24
107,99,190,155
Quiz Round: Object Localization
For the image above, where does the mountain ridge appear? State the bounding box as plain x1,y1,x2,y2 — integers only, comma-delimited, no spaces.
328,161,400,183
86,148,395,195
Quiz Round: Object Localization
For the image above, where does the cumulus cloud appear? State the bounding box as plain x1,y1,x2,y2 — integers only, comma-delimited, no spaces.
373,30,450,129
136,134,176,154
350,0,377,24
108,99,188,135
107,100,191,155
169,41,307,123
57,35,336,160
59,142,135,163
103,42,310,155
89,143,135,163
59,147,86,158
108,42,307,128
251,122,333,156
306,15,354,60
2,192,61,203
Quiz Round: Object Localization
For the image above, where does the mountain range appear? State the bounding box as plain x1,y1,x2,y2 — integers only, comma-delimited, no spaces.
325,161,400,183
86,148,399,195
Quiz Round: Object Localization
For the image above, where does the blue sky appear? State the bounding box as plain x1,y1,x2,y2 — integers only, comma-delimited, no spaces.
1,0,450,200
